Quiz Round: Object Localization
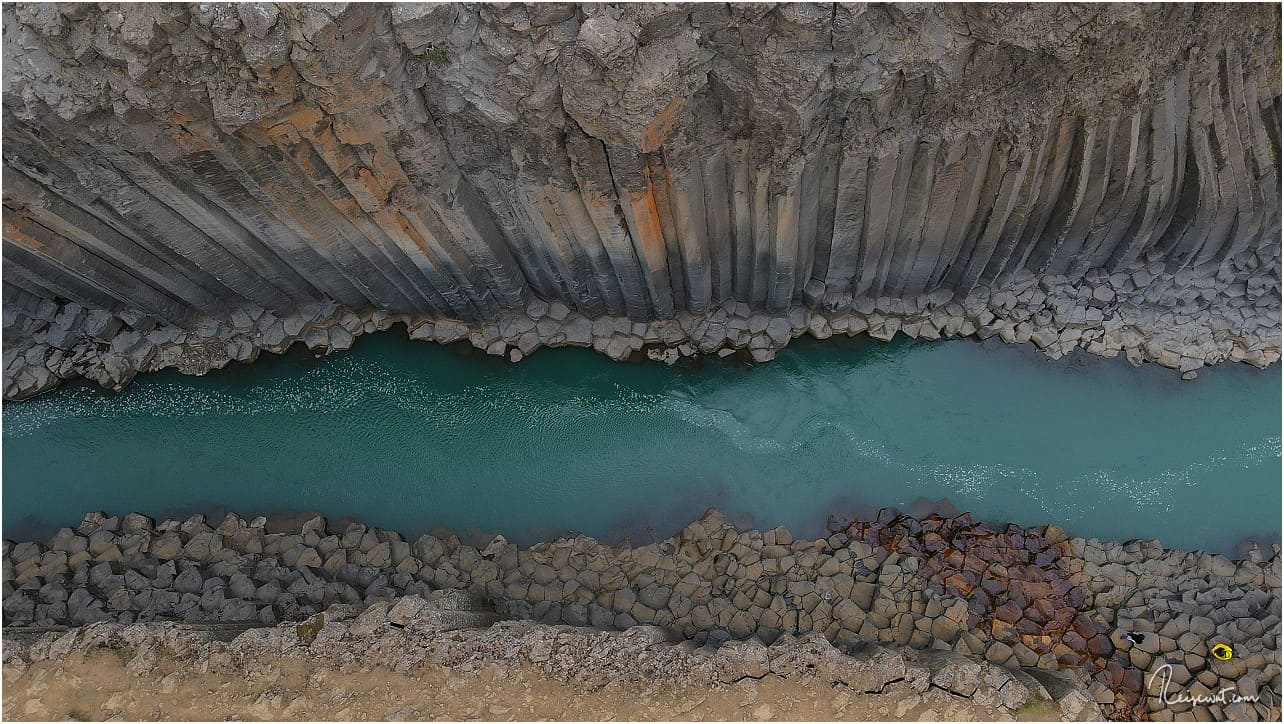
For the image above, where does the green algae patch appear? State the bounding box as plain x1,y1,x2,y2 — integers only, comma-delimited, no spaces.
296,613,326,645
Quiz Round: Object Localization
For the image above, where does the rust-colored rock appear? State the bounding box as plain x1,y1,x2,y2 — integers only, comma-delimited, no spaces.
1,4,1280,399
845,511,1114,678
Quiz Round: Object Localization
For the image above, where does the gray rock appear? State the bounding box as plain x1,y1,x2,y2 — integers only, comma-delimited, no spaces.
561,603,589,627
121,513,154,534
229,573,256,600
173,567,204,594
254,579,282,604
928,653,982,697
638,584,671,610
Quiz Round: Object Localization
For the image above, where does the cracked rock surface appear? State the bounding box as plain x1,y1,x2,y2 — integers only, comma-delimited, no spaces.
2,3,1280,398
2,590,1102,721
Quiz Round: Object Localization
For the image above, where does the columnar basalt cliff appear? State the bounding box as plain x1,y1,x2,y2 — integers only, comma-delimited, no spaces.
3,3,1281,398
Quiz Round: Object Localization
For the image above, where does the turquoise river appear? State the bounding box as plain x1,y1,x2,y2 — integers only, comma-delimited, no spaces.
2,334,1280,553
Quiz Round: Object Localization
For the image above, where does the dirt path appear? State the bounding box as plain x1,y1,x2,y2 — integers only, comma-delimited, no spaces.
5,650,1056,722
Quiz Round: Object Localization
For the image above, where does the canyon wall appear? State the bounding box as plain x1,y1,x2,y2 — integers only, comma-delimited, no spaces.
2,3,1281,397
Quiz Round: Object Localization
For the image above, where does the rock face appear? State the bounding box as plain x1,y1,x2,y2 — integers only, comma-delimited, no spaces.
2,3,1281,398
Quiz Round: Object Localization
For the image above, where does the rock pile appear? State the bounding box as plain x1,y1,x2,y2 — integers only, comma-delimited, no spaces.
3,508,1279,720
4,246,1279,400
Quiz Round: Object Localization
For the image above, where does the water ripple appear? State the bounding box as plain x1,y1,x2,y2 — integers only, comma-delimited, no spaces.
2,335,1279,552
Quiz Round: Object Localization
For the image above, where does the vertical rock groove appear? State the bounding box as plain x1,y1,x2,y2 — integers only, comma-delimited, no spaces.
1,3,1279,397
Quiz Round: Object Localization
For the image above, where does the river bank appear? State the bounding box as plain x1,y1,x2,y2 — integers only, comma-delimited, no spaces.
4,245,1280,401
1,588,1100,722
3,508,1278,721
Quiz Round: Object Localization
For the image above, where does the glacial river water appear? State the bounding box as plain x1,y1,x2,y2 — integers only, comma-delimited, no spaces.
2,333,1279,553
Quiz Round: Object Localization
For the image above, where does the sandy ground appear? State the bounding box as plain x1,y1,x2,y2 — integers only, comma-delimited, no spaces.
3,651,1056,722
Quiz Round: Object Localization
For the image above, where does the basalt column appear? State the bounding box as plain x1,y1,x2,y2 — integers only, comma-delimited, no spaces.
2,4,1280,397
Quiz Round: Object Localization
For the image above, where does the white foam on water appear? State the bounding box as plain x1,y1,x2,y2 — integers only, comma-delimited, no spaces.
4,336,1279,553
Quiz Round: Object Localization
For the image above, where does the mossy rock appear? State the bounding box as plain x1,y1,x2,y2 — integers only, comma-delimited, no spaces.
296,613,326,645
422,47,449,66
1014,696,1059,721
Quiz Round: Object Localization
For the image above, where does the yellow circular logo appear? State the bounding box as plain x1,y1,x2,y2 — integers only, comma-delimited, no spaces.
1210,643,1233,661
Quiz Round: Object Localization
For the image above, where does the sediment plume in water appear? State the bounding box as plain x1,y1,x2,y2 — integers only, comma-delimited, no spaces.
4,336,1280,554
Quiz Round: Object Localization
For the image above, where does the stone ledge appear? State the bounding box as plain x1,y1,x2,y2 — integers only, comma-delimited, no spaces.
1,592,1102,721
4,254,1280,401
